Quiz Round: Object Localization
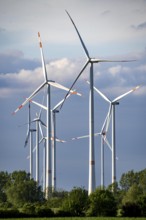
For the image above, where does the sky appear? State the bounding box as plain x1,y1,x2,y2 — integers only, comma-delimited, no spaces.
0,0,146,191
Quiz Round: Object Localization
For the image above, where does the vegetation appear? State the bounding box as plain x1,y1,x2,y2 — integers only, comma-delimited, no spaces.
0,169,146,217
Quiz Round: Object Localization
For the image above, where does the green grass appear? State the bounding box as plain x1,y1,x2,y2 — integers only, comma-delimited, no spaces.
1,218,146,220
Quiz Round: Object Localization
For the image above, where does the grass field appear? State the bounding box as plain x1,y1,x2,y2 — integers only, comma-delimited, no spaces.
1,218,146,220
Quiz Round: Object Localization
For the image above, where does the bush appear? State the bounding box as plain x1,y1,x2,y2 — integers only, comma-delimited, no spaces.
0,209,24,218
35,206,54,217
55,209,72,217
62,187,89,216
121,202,141,217
87,188,117,217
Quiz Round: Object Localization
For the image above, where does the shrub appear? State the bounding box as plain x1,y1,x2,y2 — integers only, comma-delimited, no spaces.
87,188,117,217
121,202,141,217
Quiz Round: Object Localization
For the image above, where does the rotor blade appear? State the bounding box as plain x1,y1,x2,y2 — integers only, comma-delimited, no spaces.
72,132,100,140
24,131,30,148
48,81,81,96
38,32,48,82
12,82,46,114
60,60,89,110
38,88,46,118
103,104,112,134
39,122,44,138
101,110,109,133
51,137,66,143
104,136,112,151
86,80,111,103
112,85,140,103
90,58,136,63
30,100,47,110
39,119,47,128
65,10,90,59
52,92,72,111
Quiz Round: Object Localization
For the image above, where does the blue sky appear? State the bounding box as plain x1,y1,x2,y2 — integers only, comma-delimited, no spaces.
0,0,146,191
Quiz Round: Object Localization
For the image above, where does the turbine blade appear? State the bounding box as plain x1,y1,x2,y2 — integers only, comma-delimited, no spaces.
52,92,73,111
104,137,112,151
12,82,46,114
24,102,31,148
91,58,136,63
51,137,66,143
65,10,90,59
30,100,47,110
101,111,109,133
86,80,111,103
40,119,47,127
24,131,30,148
39,122,44,138
38,87,46,118
38,32,48,82
48,81,82,96
72,132,100,140
112,85,140,103
60,60,89,109
105,104,112,132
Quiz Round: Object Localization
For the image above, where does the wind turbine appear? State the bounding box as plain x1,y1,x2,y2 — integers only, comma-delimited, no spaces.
71,111,112,189
31,111,46,185
87,81,140,189
61,10,135,195
13,32,81,198
31,92,73,192
24,102,36,179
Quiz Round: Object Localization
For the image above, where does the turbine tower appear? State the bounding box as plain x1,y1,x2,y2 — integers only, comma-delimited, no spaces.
90,83,140,189
31,93,75,192
31,111,46,184
24,102,36,179
13,32,80,198
61,10,135,195
71,113,112,189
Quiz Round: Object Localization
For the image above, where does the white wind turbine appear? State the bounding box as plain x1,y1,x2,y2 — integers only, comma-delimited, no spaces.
24,102,36,179
13,32,81,198
30,92,73,192
61,10,135,195
71,110,112,189
88,81,140,188
31,111,46,185
36,117,47,192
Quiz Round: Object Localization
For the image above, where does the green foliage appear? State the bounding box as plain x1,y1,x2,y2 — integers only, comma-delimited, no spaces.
0,171,10,203
121,202,141,217
0,168,146,217
87,188,117,217
62,187,89,216
122,183,142,204
119,169,146,193
46,189,68,209
119,169,146,217
138,194,146,217
5,170,43,207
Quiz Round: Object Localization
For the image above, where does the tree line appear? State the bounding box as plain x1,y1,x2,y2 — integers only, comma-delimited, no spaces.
0,169,146,217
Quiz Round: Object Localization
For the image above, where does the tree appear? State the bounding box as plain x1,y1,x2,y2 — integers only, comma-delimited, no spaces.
138,194,146,217
119,170,138,191
122,183,142,205
0,171,10,203
62,187,89,216
121,202,141,217
5,171,43,207
87,188,117,217
117,169,146,217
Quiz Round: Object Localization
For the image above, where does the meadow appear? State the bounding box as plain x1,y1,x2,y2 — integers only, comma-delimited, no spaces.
1,218,146,220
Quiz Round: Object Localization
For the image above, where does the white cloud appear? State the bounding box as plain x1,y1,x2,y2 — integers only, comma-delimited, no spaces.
136,64,146,72
108,65,122,75
1,48,146,100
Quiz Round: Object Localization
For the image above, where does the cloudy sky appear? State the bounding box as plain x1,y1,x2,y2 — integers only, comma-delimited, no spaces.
0,0,146,191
